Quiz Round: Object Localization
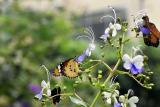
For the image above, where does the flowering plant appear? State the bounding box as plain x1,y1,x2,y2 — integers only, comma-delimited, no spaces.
31,6,155,107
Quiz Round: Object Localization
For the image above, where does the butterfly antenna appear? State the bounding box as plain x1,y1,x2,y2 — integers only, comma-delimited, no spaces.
136,9,147,15
134,9,147,19
131,15,137,27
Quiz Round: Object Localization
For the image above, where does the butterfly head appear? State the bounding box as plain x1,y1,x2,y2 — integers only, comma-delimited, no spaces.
142,15,149,23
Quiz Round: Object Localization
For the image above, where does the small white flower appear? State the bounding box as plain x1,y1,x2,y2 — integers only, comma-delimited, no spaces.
89,43,96,51
41,80,47,87
119,90,139,107
35,90,43,100
134,18,144,28
100,6,121,41
35,65,51,100
128,96,139,107
100,23,121,41
47,88,51,96
114,23,122,30
102,92,112,104
132,10,147,28
100,28,110,41
85,43,96,56
76,27,96,63
119,95,126,103
102,90,119,104
35,80,51,100
119,95,139,107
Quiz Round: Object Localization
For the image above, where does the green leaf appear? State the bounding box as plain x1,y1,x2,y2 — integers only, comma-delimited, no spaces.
69,96,87,107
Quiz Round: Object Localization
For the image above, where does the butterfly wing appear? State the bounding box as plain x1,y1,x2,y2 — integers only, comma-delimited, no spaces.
61,59,80,78
142,16,160,47
141,26,152,46
52,65,61,76
149,33,159,47
148,23,160,47
148,23,160,39
51,87,61,105
142,30,159,47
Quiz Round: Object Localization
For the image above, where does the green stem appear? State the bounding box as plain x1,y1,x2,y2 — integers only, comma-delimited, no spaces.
89,33,125,107
118,70,151,89
90,59,112,72
89,91,101,107
104,33,125,84
85,61,101,72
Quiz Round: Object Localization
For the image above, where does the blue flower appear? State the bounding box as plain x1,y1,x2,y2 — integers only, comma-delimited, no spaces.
28,84,41,94
100,23,121,41
76,53,86,63
119,90,139,107
122,54,144,74
35,90,43,100
139,27,150,35
128,96,139,107
133,13,150,35
35,80,51,100
76,28,96,63
102,90,119,104
76,43,95,63
130,63,144,74
100,6,121,41
35,65,52,100
114,103,122,107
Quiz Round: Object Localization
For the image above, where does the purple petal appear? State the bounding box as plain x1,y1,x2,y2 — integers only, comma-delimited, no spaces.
139,27,150,35
130,64,144,74
35,90,43,100
28,84,41,94
114,103,121,107
100,34,108,40
138,67,144,73
49,69,53,75
21,102,30,107
76,53,87,63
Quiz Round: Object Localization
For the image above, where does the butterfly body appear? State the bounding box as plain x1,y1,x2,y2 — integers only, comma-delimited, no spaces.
141,16,160,47
52,58,80,78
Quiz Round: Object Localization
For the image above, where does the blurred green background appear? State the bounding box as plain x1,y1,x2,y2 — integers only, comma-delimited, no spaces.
0,1,160,107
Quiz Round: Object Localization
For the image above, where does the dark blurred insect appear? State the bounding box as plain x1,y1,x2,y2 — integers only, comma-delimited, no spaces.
51,58,80,78
139,16,160,47
51,87,61,105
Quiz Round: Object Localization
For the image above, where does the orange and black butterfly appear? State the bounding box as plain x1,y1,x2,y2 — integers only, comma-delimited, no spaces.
140,16,160,47
50,28,95,78
51,87,61,105
51,58,80,78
